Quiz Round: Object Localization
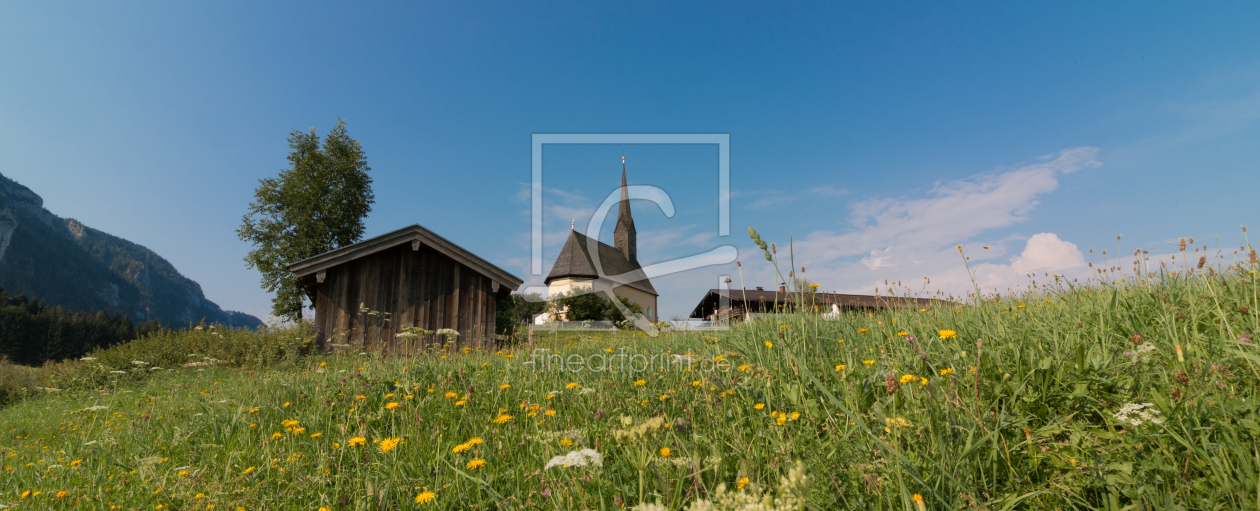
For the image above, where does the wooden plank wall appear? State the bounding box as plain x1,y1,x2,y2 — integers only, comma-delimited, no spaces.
312,244,499,354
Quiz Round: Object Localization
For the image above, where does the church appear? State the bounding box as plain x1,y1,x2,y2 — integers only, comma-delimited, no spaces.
544,158,659,322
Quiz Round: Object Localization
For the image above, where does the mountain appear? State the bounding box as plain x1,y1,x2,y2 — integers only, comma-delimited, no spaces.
0,173,262,329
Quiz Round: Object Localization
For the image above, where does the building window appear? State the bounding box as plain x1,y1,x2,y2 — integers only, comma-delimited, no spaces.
647,306,652,319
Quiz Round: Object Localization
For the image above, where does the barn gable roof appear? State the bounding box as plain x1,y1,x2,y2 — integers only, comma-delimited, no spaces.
545,230,657,296
287,224,523,289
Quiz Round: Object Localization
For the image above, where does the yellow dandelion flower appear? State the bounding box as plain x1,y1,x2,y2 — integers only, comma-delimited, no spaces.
355,395,366,400
291,427,306,434
737,477,749,489
899,374,915,384
348,437,367,447
270,432,283,440
384,393,394,399
565,382,579,389
177,470,190,476
834,364,845,371
691,380,702,386
659,447,671,457
862,360,874,366
242,466,255,474
248,408,259,413
939,367,954,376
499,384,510,390
310,432,322,438
559,439,573,446
897,331,908,336
659,394,670,402
384,402,400,410
544,409,556,416
633,380,646,386
764,341,773,348
280,419,299,428
455,400,466,406
379,437,402,453
415,491,436,504
467,437,483,445
56,490,69,498
491,414,513,424
858,328,869,333
319,362,327,367
754,403,765,410
939,330,957,338
466,459,486,470
790,412,801,420
737,364,751,372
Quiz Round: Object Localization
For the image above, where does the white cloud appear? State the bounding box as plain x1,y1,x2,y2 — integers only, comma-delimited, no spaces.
1010,233,1086,273
651,148,1105,311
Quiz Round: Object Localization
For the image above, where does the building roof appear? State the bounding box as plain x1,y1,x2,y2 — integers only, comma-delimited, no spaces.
544,230,657,296
287,224,523,289
688,288,948,318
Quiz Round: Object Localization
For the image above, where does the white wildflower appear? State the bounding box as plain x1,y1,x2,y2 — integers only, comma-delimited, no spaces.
544,448,602,470
1124,343,1156,363
131,360,148,366
81,405,108,412
1114,403,1163,426
579,388,596,395
83,441,97,446
80,357,96,361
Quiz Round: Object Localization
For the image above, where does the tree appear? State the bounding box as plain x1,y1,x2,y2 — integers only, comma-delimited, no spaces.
555,292,609,321
238,119,374,321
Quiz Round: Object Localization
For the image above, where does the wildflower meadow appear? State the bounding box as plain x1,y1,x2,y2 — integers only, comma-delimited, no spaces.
0,242,1258,509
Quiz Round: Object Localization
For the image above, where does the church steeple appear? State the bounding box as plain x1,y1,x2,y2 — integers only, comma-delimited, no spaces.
613,156,637,263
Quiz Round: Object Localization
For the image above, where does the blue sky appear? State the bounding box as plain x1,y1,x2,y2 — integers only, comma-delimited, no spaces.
2,2,1259,320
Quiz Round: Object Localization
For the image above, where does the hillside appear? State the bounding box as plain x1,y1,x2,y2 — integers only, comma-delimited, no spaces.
0,173,261,329
0,267,1256,509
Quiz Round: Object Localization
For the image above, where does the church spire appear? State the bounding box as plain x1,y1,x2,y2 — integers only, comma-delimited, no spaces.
614,156,637,263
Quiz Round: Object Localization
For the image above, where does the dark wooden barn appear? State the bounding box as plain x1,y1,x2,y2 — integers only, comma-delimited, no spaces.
287,224,522,353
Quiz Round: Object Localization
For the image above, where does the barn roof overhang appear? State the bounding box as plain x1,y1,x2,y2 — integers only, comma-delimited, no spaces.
287,224,524,292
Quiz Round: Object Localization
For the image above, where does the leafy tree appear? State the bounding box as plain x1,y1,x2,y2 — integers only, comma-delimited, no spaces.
604,296,643,324
555,292,608,321
495,292,548,335
238,119,374,321
551,291,643,325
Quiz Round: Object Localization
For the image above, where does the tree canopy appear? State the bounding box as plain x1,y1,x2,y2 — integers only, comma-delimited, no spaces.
238,119,374,321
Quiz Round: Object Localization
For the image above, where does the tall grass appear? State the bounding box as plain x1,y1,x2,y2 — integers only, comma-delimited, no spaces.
0,263,1256,509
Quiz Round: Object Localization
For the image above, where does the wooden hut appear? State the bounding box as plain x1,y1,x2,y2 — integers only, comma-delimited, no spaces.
288,224,522,353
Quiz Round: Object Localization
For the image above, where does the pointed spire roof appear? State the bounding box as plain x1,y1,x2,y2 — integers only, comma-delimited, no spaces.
617,156,634,231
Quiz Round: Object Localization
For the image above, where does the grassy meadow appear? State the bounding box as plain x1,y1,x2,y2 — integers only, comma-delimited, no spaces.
0,259,1259,509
